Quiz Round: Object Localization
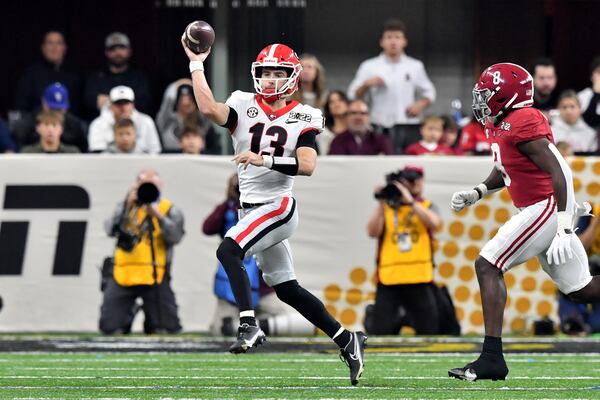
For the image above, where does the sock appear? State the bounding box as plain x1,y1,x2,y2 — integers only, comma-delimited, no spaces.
333,327,352,348
273,280,343,338
240,310,257,327
482,335,503,356
258,318,270,335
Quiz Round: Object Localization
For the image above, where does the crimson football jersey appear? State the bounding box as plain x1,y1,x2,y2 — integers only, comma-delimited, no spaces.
485,107,555,208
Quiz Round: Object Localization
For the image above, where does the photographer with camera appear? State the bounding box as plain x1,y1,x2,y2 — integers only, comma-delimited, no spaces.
99,168,184,334
366,165,442,335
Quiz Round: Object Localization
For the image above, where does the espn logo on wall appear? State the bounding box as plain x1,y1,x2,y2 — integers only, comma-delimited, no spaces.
0,185,89,276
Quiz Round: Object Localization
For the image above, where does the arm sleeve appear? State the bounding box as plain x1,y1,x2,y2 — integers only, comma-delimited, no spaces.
414,62,436,102
160,205,185,245
220,108,238,132
296,130,317,150
222,91,245,133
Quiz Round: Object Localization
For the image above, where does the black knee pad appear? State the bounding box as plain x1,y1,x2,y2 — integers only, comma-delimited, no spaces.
273,280,303,304
216,237,244,262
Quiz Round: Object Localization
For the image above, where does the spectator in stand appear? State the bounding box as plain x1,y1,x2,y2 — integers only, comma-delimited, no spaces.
155,80,220,153
103,118,138,154
551,90,597,153
531,58,559,116
556,141,574,158
88,86,161,154
15,31,83,115
404,115,454,156
439,115,463,155
20,110,79,154
348,18,436,154
578,56,600,129
458,118,490,155
85,32,152,117
178,125,205,155
0,119,16,153
328,99,393,155
318,90,349,155
12,83,88,152
290,54,327,109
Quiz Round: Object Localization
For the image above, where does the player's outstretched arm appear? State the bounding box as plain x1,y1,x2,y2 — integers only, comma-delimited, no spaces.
181,36,230,126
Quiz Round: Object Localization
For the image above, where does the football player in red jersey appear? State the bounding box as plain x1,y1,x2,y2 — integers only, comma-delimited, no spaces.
448,63,600,381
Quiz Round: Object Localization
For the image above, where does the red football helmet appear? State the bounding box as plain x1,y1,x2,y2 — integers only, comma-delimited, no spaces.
251,44,302,102
472,63,534,124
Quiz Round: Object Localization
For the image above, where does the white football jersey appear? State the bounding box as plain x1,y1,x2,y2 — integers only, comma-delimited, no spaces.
225,91,324,203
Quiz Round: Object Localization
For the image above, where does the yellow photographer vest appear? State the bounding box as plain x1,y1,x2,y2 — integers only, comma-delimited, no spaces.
113,199,172,286
377,200,434,285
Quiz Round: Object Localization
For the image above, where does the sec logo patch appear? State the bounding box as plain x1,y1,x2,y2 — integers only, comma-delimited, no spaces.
247,107,258,118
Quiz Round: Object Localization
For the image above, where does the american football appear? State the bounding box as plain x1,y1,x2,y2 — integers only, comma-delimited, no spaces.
184,20,215,54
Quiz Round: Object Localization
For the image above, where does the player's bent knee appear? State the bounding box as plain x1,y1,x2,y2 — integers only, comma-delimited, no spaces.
273,280,302,304
216,238,244,263
475,256,497,275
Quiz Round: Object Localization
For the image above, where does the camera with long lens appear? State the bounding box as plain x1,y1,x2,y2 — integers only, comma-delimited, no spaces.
374,168,422,207
113,182,161,251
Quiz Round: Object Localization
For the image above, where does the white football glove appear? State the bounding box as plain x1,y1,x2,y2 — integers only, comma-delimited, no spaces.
546,211,574,265
450,190,480,212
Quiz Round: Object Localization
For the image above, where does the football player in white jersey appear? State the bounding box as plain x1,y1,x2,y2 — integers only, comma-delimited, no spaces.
182,38,366,385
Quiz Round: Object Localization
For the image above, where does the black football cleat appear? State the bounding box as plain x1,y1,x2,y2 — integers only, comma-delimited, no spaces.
339,331,367,385
229,323,266,354
448,355,508,381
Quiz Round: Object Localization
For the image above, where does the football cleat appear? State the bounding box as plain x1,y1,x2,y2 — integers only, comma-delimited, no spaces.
339,331,367,385
448,356,508,381
229,323,266,354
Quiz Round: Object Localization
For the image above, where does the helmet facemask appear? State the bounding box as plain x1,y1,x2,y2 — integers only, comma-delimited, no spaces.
472,87,495,124
251,63,301,102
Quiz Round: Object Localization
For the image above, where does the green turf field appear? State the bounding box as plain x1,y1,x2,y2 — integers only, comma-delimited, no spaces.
1,352,599,399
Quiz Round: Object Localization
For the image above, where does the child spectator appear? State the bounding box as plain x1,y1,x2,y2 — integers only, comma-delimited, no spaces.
440,115,463,155
179,125,205,155
551,90,597,153
20,110,79,153
104,118,137,154
404,115,455,155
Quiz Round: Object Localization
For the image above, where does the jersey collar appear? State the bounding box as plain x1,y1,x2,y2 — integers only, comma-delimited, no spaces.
255,94,299,121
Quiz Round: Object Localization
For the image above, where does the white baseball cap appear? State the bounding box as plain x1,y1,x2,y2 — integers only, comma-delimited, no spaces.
109,86,135,103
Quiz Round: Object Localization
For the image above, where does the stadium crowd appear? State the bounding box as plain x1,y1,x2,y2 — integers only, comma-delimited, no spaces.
2,21,599,157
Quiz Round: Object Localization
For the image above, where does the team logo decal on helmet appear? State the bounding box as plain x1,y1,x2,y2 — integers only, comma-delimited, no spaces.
472,62,534,124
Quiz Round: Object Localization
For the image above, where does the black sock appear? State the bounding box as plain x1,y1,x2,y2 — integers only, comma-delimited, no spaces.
273,280,343,339
240,316,257,327
482,335,503,356
333,330,352,348
258,318,270,335
216,238,253,311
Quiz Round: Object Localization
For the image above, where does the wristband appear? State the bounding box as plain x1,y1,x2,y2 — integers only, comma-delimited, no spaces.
189,61,204,73
262,155,273,169
271,156,299,176
473,183,488,200
556,211,573,232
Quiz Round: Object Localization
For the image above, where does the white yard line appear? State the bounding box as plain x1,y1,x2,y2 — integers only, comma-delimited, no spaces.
2,375,599,380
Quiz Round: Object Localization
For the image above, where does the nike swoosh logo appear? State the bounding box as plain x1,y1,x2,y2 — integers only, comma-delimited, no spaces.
464,369,477,381
285,120,299,124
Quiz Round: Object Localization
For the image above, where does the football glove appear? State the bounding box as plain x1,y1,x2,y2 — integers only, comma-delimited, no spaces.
451,184,487,212
546,211,574,265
